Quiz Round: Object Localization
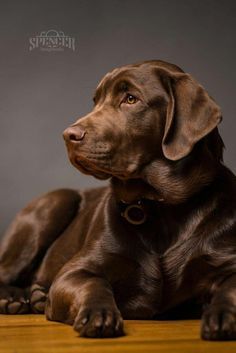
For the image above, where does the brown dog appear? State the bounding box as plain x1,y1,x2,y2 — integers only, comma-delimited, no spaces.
0,60,236,340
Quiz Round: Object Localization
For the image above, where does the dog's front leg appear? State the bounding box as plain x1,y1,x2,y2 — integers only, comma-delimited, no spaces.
201,273,236,341
45,268,124,338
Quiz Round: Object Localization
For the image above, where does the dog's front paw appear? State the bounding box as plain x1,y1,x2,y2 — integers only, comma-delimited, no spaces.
201,305,236,340
30,283,48,313
0,286,30,314
73,305,124,338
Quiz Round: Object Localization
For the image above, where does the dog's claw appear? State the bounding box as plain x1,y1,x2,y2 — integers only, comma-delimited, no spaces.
73,307,124,338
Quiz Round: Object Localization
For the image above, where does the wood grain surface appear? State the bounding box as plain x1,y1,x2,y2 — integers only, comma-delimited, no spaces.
0,315,236,353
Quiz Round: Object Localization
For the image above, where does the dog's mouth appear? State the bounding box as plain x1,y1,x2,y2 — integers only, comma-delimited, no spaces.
66,140,141,180
69,151,139,181
65,141,112,180
73,157,111,180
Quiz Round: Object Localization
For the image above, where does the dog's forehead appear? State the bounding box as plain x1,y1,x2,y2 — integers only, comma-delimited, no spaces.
97,65,144,89
95,61,184,96
95,65,157,99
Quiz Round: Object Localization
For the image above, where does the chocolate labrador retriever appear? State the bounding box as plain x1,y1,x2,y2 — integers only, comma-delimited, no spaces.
0,60,236,340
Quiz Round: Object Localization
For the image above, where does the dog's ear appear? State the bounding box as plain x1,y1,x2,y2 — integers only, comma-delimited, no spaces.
162,72,222,161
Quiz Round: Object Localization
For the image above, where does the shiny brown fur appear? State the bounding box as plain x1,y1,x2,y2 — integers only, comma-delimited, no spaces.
1,60,236,340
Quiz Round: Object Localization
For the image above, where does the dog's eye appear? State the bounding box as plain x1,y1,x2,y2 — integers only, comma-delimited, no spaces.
124,94,138,105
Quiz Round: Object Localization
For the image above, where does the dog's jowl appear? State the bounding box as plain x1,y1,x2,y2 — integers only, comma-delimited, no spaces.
0,60,236,340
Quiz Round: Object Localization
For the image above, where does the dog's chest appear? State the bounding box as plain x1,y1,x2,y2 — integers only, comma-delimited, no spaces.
114,249,163,319
110,203,201,316
127,227,196,313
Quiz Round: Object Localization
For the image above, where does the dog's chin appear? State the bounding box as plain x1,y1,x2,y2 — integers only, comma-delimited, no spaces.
70,155,139,181
71,157,111,180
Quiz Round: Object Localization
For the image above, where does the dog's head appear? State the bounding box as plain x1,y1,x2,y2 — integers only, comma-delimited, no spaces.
63,60,222,181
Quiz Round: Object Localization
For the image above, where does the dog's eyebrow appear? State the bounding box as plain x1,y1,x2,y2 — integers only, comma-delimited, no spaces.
113,80,129,92
93,78,141,104
112,79,141,96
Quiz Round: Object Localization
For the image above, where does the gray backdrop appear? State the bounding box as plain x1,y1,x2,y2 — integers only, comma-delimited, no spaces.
0,0,235,236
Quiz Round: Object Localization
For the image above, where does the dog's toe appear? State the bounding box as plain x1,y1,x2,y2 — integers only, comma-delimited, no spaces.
201,305,236,340
73,306,124,338
0,286,30,314
30,283,48,313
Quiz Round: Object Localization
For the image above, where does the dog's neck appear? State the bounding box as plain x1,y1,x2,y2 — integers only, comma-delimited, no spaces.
141,160,217,204
111,177,164,204
111,146,220,205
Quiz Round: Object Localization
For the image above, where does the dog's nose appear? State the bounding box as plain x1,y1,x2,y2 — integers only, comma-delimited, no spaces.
63,126,86,142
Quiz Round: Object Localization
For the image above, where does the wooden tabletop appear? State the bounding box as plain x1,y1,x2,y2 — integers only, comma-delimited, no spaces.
0,315,236,353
